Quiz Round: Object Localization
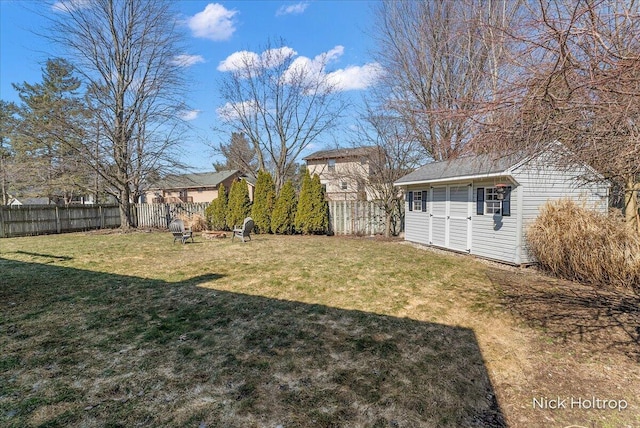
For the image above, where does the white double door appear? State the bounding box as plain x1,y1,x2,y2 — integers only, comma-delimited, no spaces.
429,184,472,253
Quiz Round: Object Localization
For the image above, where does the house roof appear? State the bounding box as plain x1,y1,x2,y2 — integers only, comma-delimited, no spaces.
150,170,241,190
9,197,54,205
303,146,378,161
395,153,526,185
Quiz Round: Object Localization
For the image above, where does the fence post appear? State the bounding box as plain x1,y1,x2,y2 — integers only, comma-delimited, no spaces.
55,206,61,234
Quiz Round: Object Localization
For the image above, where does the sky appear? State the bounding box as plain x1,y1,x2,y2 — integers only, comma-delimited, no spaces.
0,0,380,172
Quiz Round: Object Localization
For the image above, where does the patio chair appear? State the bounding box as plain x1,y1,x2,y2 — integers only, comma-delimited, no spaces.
169,218,194,244
232,217,254,243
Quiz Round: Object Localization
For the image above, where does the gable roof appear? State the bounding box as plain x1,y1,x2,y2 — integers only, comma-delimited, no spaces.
303,146,378,161
395,153,526,186
149,170,240,190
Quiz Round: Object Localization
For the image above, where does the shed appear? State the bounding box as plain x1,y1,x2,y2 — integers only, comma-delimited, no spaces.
394,149,609,265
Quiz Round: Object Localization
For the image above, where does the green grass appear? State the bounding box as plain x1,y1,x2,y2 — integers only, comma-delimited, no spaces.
1,231,638,427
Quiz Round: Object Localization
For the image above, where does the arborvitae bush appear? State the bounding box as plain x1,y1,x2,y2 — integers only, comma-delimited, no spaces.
226,179,252,229
272,180,297,234
205,183,227,230
526,199,640,290
251,170,275,233
295,170,328,234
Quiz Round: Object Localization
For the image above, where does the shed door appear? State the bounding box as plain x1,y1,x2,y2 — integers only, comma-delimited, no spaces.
430,187,447,247
448,185,471,252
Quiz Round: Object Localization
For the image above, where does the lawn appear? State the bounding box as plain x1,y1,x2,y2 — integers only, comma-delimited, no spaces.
0,231,638,427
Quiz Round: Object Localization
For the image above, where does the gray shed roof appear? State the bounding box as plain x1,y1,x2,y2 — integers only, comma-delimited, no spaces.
150,170,240,190
395,153,526,185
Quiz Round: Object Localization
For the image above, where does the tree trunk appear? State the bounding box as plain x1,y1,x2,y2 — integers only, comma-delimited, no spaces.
119,187,133,230
624,175,640,236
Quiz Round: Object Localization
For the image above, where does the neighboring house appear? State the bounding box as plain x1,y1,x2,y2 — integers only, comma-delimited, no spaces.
304,146,378,201
7,197,56,206
144,170,255,204
394,148,609,265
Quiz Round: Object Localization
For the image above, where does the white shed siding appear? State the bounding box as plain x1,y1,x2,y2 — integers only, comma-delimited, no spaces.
404,186,430,245
512,156,609,263
448,185,471,252
430,186,447,247
470,180,521,264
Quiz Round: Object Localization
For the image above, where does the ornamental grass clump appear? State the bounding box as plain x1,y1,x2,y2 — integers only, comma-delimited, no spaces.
526,199,640,290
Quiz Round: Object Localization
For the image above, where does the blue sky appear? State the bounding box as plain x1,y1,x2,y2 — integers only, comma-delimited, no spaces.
0,1,380,171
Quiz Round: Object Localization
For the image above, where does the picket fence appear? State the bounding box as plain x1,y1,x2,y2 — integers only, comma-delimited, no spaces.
0,200,402,238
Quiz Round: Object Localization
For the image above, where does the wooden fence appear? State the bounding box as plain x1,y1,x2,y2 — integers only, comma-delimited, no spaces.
327,200,403,236
133,202,209,228
0,205,121,238
0,201,402,238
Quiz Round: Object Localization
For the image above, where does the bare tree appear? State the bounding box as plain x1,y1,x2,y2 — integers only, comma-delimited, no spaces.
372,0,523,161
475,0,640,234
348,104,421,237
45,0,188,227
216,40,347,192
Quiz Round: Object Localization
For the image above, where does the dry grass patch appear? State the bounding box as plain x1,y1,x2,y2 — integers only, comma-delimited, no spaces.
0,232,638,427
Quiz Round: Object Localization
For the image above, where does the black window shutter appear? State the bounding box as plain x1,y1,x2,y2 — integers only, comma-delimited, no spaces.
502,186,512,216
476,188,484,215
408,191,413,211
421,190,427,212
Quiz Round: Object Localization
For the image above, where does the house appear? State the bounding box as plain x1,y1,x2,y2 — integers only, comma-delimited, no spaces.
144,170,255,204
304,146,378,201
394,148,609,265
7,197,56,206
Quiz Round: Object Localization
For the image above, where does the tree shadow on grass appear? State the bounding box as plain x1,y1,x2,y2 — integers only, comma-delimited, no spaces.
1,257,506,428
487,270,640,362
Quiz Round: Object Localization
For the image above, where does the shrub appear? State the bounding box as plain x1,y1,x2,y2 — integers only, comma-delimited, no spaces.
526,199,640,290
205,183,227,230
272,180,297,234
226,179,251,229
295,170,328,234
251,170,276,233
177,213,207,232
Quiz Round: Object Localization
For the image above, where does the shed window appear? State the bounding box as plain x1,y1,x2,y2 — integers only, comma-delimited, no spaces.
413,190,422,211
480,186,512,216
327,159,336,172
341,181,348,190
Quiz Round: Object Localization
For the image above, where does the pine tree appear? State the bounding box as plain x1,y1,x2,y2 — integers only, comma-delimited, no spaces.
295,170,329,234
205,183,227,230
310,173,329,233
226,179,252,229
251,170,275,233
272,180,297,234
295,169,314,234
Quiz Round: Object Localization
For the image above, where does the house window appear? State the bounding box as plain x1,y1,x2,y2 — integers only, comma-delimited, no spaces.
413,190,422,211
327,159,336,172
341,181,348,190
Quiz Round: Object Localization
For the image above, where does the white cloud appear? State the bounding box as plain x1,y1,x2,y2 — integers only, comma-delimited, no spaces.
188,3,238,41
218,45,380,93
217,47,297,72
282,45,344,84
171,54,205,67
180,110,201,121
276,2,310,16
326,62,384,91
52,0,90,12
216,100,259,121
